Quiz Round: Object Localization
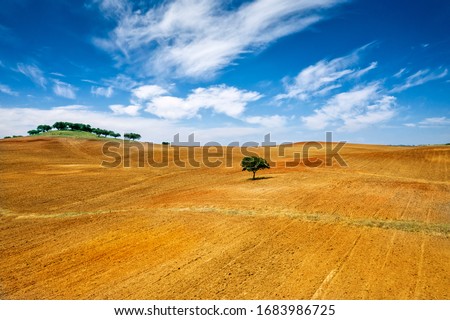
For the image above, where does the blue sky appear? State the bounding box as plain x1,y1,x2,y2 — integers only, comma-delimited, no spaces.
0,0,449,144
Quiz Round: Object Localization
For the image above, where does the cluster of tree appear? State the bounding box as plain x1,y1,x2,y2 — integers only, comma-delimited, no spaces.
92,128,121,138
27,129,43,135
26,121,129,139
53,122,92,132
26,122,92,134
124,133,141,141
27,124,52,135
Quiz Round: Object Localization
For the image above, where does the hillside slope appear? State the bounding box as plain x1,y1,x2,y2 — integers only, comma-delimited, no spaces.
0,137,449,299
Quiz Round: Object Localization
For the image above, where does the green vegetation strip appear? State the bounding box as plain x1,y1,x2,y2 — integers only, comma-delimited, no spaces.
40,130,101,139
0,208,130,219
170,206,450,237
2,207,448,237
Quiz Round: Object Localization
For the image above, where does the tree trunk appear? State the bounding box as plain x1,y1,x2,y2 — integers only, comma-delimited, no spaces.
252,171,256,180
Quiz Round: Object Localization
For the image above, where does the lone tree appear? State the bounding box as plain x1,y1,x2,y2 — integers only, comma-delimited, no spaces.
241,156,270,180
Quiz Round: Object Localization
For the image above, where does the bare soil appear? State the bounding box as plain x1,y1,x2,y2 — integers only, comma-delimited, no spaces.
0,137,449,299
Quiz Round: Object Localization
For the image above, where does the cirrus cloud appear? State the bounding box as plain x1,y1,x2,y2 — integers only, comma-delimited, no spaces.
276,45,377,101
0,83,18,96
16,63,47,88
53,80,77,99
390,68,448,93
93,0,345,79
91,86,114,98
418,117,450,127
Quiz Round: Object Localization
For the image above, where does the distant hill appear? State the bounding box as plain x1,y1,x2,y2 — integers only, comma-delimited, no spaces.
38,130,102,139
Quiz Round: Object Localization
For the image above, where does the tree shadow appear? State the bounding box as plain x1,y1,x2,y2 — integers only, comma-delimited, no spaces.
247,176,274,181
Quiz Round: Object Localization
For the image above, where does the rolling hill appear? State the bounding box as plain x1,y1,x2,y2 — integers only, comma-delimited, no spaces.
0,136,448,299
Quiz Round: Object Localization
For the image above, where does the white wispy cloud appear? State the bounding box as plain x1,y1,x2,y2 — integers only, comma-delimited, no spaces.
418,117,450,127
53,80,77,99
94,0,129,18
16,63,47,88
131,85,167,102
245,115,288,127
94,0,344,79
82,79,99,84
404,117,450,128
393,68,406,78
302,83,396,132
351,61,377,78
144,84,262,120
276,47,377,101
53,105,90,111
104,74,140,91
50,72,65,77
109,104,141,116
391,68,448,93
91,86,114,98
0,83,18,96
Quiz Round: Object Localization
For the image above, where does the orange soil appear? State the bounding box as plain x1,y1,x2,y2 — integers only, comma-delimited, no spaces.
0,137,449,299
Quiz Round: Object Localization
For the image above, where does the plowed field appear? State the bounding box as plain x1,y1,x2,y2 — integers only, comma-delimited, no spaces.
0,137,449,299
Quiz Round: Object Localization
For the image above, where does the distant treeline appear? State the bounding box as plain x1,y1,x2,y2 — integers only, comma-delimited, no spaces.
26,122,141,140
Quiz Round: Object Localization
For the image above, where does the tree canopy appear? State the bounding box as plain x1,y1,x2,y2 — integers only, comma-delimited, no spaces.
27,129,40,135
241,156,270,180
52,121,68,130
37,124,52,132
124,133,141,141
